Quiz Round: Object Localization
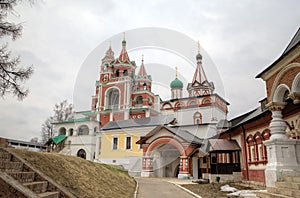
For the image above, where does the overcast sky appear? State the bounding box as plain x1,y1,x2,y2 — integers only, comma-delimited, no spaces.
0,0,299,141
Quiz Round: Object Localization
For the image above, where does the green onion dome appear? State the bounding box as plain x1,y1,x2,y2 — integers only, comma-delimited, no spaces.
170,78,183,89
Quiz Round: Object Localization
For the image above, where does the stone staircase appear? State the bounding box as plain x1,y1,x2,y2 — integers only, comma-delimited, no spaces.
0,148,75,198
256,176,300,198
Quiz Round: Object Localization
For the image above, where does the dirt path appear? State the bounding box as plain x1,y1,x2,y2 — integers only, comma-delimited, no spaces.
136,178,195,198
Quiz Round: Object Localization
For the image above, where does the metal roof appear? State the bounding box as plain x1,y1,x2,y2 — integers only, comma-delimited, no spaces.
208,139,241,151
102,115,175,130
136,125,203,145
256,27,300,78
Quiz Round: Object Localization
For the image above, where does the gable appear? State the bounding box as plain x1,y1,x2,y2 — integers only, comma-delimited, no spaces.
145,128,185,144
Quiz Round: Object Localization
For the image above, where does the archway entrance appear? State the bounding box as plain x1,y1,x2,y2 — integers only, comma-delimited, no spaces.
77,149,86,159
151,144,180,177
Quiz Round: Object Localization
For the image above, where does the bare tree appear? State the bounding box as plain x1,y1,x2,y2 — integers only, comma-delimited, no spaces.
41,100,74,143
41,116,54,143
0,0,33,100
53,100,74,122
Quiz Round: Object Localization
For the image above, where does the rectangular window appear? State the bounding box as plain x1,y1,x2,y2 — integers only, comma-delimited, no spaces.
113,137,118,150
126,136,131,150
259,145,263,161
251,147,255,161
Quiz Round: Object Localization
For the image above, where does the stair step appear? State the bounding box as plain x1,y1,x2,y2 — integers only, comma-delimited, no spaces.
38,191,60,198
8,171,35,183
256,191,292,198
276,181,300,190
283,176,300,183
267,187,300,197
23,181,48,193
0,161,23,172
0,151,12,161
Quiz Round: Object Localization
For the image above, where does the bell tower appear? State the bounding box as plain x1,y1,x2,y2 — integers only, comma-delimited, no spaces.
92,34,137,127
187,41,214,97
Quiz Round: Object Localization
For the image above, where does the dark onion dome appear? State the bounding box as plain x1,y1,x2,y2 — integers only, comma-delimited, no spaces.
196,52,202,60
170,78,183,89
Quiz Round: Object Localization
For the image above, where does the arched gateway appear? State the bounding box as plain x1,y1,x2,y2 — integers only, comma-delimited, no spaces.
137,125,202,179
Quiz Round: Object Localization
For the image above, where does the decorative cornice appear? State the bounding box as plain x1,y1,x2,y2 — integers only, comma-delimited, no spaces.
266,102,287,111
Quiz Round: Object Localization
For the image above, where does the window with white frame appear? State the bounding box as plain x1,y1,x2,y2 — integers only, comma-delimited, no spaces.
106,88,120,109
125,136,132,150
112,137,118,150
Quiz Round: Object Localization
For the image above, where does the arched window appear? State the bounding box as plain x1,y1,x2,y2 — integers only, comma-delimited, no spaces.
124,70,128,76
247,131,270,164
94,127,98,135
136,96,143,106
78,125,89,135
193,112,202,124
148,97,152,105
188,100,198,107
202,98,211,105
106,88,119,109
58,127,66,135
116,70,120,77
77,149,86,159
162,103,172,110
68,128,74,136
175,102,184,109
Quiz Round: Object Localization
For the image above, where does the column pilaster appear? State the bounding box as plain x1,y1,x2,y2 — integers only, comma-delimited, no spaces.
141,156,154,177
266,102,288,140
264,102,300,187
178,156,190,179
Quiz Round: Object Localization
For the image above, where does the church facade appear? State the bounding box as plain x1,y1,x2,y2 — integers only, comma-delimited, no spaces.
52,28,300,184
53,35,230,179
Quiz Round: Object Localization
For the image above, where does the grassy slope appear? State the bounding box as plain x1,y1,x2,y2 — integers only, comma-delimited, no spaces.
9,149,136,198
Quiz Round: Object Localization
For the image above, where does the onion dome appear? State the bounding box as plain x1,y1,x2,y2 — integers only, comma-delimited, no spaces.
170,78,183,89
196,53,202,60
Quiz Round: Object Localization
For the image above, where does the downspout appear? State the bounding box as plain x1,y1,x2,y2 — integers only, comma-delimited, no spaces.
242,125,249,180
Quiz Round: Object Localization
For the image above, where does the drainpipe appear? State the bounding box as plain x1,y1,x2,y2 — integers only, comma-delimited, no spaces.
242,125,249,180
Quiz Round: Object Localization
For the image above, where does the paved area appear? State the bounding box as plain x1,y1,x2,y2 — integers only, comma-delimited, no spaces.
135,177,196,198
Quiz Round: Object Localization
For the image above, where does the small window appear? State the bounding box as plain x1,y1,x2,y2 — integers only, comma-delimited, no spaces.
203,157,207,164
136,96,143,105
124,70,128,76
113,137,118,150
126,136,131,150
211,156,217,164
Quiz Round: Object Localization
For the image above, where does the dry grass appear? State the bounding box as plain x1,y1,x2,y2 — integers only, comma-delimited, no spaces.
9,149,136,198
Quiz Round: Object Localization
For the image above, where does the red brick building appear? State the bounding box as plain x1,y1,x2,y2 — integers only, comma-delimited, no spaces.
219,27,300,185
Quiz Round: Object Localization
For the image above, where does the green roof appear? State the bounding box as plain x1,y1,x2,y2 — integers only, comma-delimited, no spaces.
54,117,90,124
170,78,183,88
52,135,67,145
